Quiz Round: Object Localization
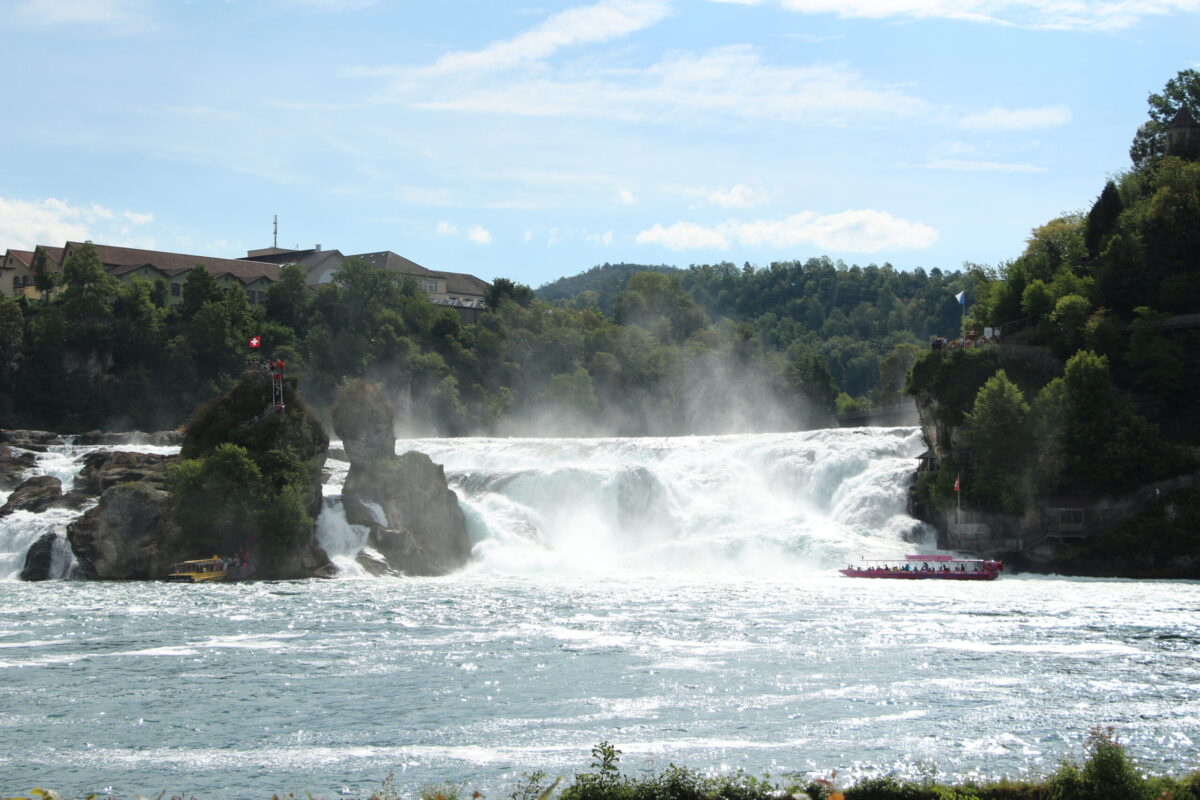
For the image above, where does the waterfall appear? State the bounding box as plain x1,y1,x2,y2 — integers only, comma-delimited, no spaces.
2,427,931,581
0,441,177,581
368,426,930,577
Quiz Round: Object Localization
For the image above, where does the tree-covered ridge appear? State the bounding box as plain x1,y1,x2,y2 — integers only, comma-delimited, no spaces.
542,257,967,409
909,70,1200,521
0,226,970,435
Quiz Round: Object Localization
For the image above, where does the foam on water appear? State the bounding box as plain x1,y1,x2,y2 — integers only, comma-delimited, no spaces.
376,427,930,577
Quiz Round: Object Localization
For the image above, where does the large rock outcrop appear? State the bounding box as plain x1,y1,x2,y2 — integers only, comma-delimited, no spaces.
59,451,184,580
174,366,333,579
0,445,37,490
20,532,58,581
75,450,174,495
67,483,178,579
0,475,64,517
333,380,471,576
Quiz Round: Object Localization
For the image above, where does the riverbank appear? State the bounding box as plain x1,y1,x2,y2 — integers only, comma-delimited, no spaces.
7,731,1198,800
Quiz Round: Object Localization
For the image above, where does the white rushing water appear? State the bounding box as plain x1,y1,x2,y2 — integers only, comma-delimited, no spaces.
2,429,1198,799
374,428,929,576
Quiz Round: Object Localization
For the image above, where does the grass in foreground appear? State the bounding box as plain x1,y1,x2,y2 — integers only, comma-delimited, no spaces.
8,728,1200,800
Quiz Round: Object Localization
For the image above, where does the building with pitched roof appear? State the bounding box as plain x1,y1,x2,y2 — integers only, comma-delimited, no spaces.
243,246,346,286
62,241,282,306
1,249,34,297
351,250,490,323
1165,107,1200,157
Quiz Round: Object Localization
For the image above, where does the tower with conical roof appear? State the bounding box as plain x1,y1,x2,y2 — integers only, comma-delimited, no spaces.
1164,107,1200,157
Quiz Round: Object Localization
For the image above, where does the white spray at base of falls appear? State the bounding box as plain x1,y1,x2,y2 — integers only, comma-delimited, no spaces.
317,426,931,577
2,427,930,581
0,442,179,581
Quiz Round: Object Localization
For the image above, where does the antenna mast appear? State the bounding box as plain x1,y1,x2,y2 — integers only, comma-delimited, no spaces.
273,215,278,248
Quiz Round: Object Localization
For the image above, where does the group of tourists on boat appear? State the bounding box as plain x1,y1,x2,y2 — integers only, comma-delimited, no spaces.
854,561,975,574
840,554,1004,581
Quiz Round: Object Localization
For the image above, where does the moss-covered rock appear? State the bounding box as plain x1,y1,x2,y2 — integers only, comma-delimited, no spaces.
172,366,333,579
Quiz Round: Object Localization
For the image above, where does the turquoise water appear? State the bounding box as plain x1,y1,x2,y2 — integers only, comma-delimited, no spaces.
2,575,1199,798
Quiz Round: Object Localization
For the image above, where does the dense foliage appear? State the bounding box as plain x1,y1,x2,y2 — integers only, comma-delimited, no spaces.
169,369,327,572
0,241,966,436
909,70,1200,521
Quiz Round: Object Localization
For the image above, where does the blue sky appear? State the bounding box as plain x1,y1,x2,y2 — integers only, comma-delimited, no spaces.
1,0,1197,288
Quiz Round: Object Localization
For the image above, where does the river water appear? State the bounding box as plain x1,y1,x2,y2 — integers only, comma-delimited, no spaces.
1,429,1198,798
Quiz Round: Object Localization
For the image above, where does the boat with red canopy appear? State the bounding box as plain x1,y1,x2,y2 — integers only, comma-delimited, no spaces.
840,554,1003,580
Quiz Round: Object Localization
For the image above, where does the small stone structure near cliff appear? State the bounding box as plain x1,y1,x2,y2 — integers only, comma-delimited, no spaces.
332,379,471,576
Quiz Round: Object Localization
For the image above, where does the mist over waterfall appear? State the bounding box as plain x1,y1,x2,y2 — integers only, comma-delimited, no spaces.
323,426,929,576
2,427,928,581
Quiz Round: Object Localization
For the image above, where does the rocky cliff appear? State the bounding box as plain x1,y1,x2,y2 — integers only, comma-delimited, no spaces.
332,380,471,576
173,366,334,579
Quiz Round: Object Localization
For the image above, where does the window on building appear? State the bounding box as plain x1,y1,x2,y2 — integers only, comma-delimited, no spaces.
170,283,181,297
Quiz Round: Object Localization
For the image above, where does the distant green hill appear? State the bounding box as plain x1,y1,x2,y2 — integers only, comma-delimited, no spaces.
536,262,680,314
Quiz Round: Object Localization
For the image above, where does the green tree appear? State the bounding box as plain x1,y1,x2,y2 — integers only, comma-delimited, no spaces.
1084,180,1124,257
964,370,1029,472
1130,69,1200,168
60,242,117,320
180,265,223,319
265,263,314,336
171,443,265,557
31,249,58,296
0,295,23,379
962,370,1031,514
1050,293,1092,353
784,347,837,421
1020,279,1054,322
485,277,535,310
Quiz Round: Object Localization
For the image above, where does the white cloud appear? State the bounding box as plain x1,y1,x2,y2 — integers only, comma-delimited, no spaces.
767,0,1199,31
414,45,932,126
523,230,535,242
436,221,459,236
585,231,616,245
686,182,770,208
0,196,153,250
414,0,671,78
618,188,638,204
919,158,1046,172
961,105,1071,130
123,210,155,225
468,225,493,244
637,221,732,250
636,209,937,253
10,0,156,34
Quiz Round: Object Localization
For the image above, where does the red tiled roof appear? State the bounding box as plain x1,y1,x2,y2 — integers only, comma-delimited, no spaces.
34,245,64,272
351,250,438,278
2,249,34,269
349,250,489,296
64,242,280,285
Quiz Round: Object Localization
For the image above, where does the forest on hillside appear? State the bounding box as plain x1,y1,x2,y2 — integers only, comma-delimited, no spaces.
0,243,967,436
909,69,1200,523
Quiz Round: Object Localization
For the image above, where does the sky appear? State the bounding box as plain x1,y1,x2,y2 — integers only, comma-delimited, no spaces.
1,0,1198,288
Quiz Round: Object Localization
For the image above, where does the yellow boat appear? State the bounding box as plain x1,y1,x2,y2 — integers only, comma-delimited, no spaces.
166,556,227,583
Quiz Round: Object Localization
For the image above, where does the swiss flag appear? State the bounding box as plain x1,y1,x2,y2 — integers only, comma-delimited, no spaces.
953,474,960,493
249,335,261,349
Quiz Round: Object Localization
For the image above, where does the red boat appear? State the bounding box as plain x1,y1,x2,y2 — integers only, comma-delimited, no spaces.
840,554,1004,580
